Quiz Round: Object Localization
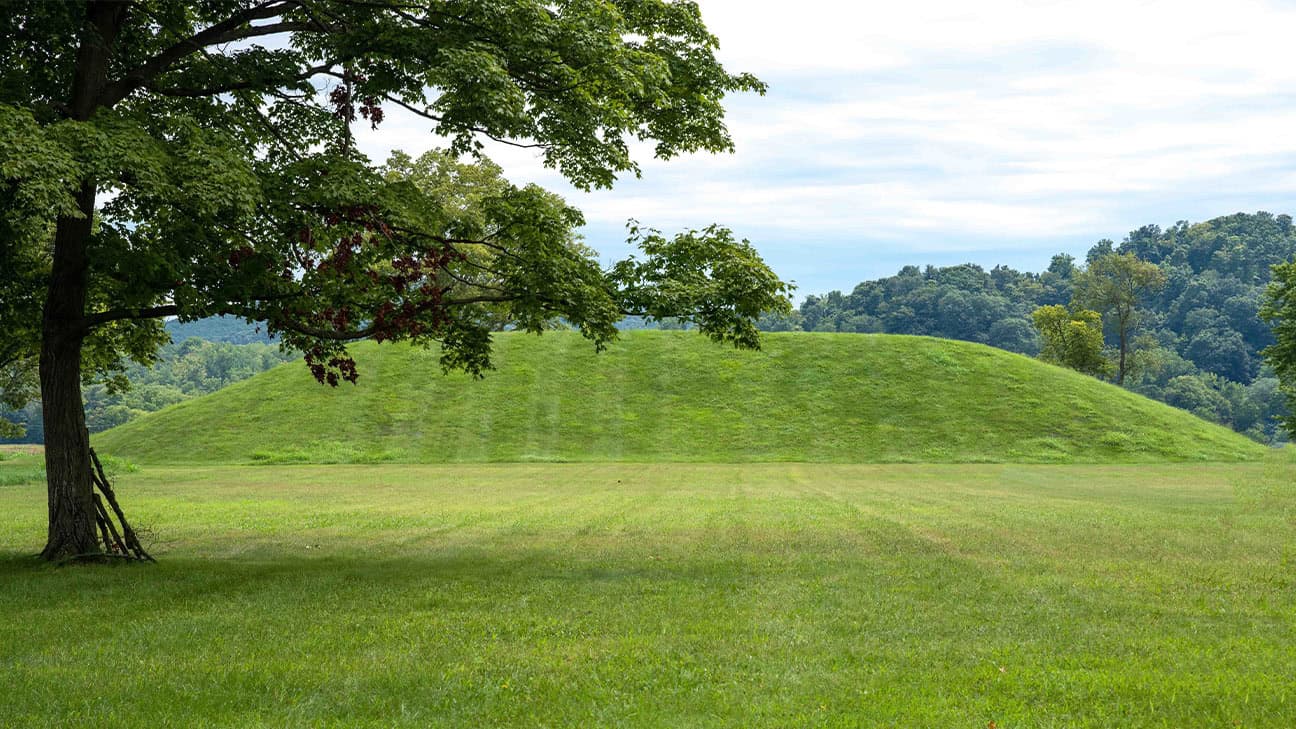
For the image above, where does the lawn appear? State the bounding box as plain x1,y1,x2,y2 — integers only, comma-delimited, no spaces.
2,457,1294,727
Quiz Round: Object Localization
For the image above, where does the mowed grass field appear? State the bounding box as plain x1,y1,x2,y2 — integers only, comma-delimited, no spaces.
2,452,1294,727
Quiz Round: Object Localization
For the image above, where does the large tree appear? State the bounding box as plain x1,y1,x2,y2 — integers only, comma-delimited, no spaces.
0,0,792,561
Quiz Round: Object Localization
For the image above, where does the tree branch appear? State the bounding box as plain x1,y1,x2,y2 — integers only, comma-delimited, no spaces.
83,289,306,329
82,304,179,328
143,63,334,98
377,92,547,150
443,293,524,306
271,320,378,341
97,2,319,108
247,294,538,343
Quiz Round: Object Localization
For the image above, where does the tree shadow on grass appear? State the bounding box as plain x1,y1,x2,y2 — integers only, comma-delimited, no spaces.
0,545,755,607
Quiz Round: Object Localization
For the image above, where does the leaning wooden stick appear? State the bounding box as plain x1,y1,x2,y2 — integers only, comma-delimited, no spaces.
89,448,154,562
91,494,117,554
91,493,128,555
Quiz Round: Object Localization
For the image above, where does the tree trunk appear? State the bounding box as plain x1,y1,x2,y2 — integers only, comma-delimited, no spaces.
38,336,96,561
39,184,98,561
1117,331,1127,385
1112,306,1127,385
39,1,128,561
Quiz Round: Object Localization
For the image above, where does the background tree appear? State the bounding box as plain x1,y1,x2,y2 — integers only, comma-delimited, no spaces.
1072,252,1167,385
1161,374,1234,427
0,0,790,561
0,350,37,439
0,177,45,438
1260,259,1296,438
3,316,294,442
1031,305,1110,377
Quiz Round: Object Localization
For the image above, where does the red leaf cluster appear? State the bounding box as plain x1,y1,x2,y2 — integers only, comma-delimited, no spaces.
359,98,383,130
329,71,383,130
227,246,255,269
303,345,359,387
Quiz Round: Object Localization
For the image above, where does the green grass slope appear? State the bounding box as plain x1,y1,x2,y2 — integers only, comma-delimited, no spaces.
96,331,1265,464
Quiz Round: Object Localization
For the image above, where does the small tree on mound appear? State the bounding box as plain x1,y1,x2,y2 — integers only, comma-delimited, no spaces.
0,1,791,561
1031,305,1111,378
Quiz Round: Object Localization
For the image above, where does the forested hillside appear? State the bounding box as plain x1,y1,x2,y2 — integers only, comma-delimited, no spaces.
775,212,1294,442
164,315,277,345
1,319,292,443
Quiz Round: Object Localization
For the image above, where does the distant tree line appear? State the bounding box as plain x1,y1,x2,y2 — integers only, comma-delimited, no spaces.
765,212,1295,443
2,319,292,444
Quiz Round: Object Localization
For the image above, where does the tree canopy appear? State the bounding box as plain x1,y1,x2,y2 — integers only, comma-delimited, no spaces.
0,0,791,561
2,0,786,379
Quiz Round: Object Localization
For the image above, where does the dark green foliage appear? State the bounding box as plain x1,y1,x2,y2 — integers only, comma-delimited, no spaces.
1161,375,1234,426
1184,327,1252,382
798,263,1045,355
777,212,1296,442
0,355,35,439
1260,259,1296,438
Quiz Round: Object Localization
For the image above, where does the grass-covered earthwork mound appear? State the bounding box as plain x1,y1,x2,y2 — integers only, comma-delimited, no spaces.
96,331,1265,464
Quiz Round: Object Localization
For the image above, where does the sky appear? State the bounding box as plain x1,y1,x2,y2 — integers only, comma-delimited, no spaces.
355,0,1296,298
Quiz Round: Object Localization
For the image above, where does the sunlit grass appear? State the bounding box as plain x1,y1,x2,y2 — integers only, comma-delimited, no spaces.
3,460,1293,727
0,446,43,487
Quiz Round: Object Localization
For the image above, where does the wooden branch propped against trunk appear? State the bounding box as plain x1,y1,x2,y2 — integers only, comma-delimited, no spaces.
87,448,154,562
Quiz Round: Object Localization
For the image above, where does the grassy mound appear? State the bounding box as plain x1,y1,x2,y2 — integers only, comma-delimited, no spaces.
96,331,1265,464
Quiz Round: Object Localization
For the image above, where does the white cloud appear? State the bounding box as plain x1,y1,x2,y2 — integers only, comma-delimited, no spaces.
355,0,1296,291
